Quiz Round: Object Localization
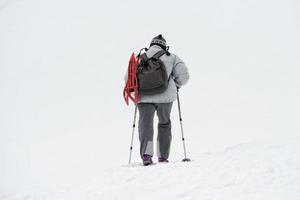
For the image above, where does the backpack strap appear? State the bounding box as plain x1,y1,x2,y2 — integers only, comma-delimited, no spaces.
138,53,148,72
140,53,148,62
152,50,172,81
152,50,166,60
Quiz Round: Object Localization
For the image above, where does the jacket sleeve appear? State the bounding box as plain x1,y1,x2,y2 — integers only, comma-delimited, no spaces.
172,55,189,88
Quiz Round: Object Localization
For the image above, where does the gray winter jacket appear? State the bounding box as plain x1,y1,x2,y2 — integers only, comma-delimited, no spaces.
125,45,189,103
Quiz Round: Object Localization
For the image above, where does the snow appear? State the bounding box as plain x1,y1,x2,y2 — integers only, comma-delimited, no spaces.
1,0,300,199
1,138,300,200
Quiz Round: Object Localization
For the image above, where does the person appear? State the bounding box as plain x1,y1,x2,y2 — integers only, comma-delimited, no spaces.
127,34,189,165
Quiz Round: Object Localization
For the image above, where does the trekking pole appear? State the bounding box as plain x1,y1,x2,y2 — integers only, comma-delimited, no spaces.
176,88,191,162
128,105,138,164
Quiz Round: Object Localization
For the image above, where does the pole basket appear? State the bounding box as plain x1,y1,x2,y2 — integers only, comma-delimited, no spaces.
182,158,191,162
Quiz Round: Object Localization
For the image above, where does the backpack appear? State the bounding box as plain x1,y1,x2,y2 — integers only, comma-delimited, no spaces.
137,50,169,95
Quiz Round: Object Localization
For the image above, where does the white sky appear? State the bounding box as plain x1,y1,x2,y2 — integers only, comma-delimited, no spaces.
0,0,300,195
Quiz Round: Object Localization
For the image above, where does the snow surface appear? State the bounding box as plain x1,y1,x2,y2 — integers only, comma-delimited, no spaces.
1,138,300,200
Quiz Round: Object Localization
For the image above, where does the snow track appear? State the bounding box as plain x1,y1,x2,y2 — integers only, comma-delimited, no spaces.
2,139,300,200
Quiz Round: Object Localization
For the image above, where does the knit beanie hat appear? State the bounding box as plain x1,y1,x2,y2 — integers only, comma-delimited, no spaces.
150,34,167,50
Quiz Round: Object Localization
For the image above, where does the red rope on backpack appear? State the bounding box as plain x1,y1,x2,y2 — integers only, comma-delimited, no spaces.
123,53,139,105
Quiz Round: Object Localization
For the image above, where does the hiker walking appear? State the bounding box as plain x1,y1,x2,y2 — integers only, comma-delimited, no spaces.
124,34,189,165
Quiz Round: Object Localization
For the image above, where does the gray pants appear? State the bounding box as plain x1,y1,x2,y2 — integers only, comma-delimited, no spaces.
137,102,173,159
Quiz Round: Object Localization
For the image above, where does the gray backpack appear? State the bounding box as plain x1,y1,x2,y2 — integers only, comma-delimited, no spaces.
137,50,169,95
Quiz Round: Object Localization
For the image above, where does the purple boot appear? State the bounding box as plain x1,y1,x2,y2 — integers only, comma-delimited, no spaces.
142,154,153,166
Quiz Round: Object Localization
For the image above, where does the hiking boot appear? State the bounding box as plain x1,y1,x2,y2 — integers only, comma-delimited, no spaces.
158,157,169,163
142,154,153,166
